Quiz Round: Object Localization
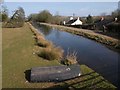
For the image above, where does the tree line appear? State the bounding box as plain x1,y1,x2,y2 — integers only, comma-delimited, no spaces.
28,10,64,25
1,5,120,28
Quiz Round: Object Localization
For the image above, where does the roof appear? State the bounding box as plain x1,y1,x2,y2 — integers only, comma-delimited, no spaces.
95,19,114,26
66,19,77,25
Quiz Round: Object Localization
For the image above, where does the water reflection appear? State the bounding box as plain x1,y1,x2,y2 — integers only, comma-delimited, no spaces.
36,24,52,36
34,23,119,87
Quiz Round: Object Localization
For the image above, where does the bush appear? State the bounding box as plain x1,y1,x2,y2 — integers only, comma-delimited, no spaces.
106,22,120,33
36,34,45,40
32,26,64,61
62,51,78,66
37,39,52,47
86,14,93,24
37,10,53,23
28,10,64,24
1,5,8,22
38,46,63,60
1,13,8,22
35,34,53,48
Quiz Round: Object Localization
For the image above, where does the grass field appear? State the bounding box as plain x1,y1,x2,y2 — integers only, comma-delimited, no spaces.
2,23,61,88
2,23,116,89
0,23,2,89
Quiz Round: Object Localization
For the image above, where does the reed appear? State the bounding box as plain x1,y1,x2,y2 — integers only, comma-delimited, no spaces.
62,50,78,66
38,46,63,60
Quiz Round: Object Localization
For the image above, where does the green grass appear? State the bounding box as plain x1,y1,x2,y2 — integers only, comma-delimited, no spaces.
2,23,116,89
2,23,61,88
0,23,2,89
51,65,116,89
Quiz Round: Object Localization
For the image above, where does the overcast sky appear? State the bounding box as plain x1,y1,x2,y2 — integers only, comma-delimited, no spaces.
3,2,118,17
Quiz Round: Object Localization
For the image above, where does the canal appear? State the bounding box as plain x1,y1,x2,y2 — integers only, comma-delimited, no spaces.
33,23,119,87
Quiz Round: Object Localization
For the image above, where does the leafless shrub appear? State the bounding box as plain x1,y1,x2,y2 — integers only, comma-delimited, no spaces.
62,49,78,65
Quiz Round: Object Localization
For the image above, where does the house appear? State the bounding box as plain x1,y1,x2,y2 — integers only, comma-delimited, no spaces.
64,17,83,26
94,17,114,31
94,17,119,32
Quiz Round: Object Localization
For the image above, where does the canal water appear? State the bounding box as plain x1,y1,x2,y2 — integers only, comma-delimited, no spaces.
33,23,119,87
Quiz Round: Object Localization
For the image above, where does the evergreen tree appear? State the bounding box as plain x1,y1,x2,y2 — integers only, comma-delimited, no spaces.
1,5,8,22
86,14,93,24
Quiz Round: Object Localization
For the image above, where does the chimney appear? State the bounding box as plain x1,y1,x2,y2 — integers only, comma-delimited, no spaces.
115,17,118,22
70,17,73,20
101,17,104,21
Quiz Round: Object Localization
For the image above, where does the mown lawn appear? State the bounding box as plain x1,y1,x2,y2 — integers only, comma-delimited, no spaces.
0,23,2,89
2,23,116,89
2,23,61,88
54,65,116,89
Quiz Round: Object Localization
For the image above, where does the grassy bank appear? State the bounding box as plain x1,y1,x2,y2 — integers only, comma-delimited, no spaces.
2,23,61,88
40,23,120,49
28,22,64,61
0,22,2,89
50,65,116,89
2,23,116,88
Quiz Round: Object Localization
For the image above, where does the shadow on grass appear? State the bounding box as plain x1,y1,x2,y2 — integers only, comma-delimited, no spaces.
43,71,106,90
24,67,116,89
24,69,31,82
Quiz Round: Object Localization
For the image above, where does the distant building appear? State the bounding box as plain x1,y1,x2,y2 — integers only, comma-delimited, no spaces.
65,17,83,25
63,21,66,25
70,17,73,20
94,17,118,32
115,17,118,22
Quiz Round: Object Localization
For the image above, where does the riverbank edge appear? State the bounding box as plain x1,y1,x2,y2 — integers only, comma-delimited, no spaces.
2,22,116,88
40,23,120,50
27,22,116,88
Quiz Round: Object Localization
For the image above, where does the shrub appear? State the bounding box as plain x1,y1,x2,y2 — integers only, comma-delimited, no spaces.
38,46,63,60
37,10,53,23
36,34,45,40
62,51,78,66
1,13,8,22
37,39,51,47
86,14,94,24
33,27,64,61
35,34,53,48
